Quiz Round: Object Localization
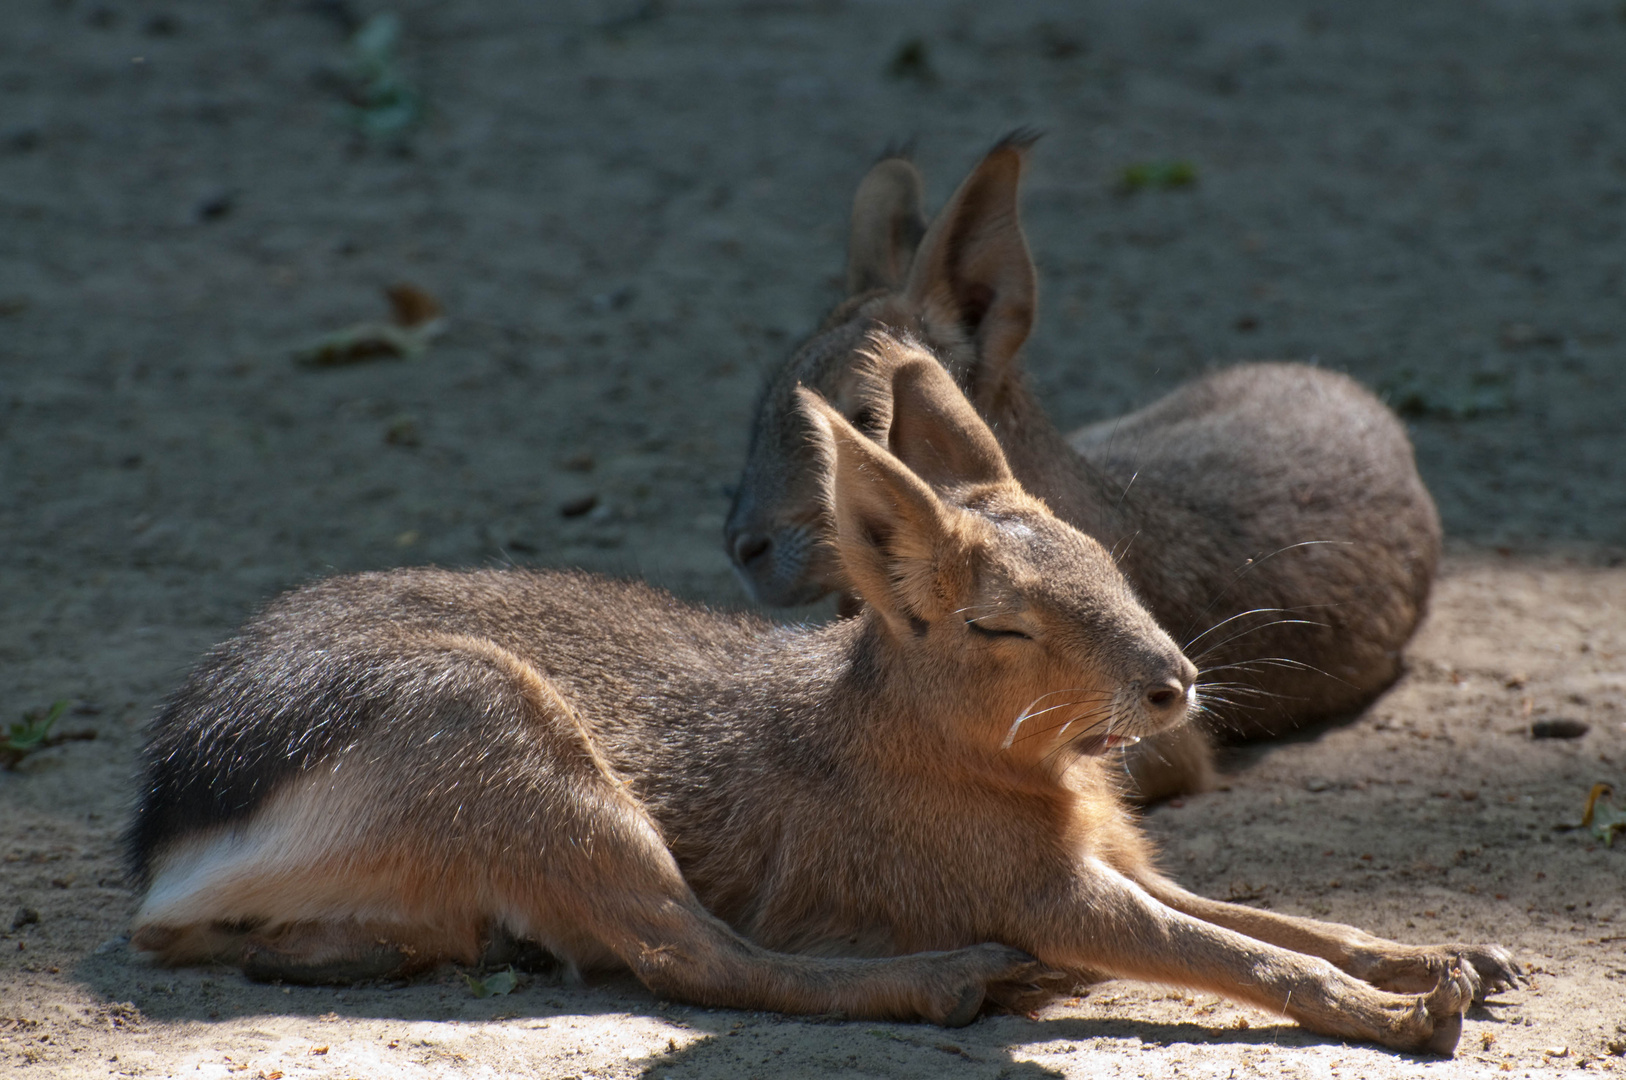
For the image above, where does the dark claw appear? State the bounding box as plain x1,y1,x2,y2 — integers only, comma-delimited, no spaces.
1464,945,1522,1001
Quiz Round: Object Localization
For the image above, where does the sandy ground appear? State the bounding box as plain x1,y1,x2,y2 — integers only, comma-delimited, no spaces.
2,0,1624,1076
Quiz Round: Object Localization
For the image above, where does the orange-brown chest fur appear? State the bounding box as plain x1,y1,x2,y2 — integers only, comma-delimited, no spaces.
633,714,1155,960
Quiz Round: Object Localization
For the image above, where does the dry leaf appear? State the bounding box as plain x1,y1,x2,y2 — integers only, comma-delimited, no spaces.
386,283,443,327
293,285,446,367
1582,784,1626,846
293,323,440,366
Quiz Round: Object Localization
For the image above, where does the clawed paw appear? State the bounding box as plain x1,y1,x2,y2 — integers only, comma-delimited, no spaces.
971,946,1071,1017
1406,964,1473,1056
1458,944,1522,1000
1420,943,1521,1004
967,943,1051,984
1424,963,1474,1017
1370,942,1521,1003
982,963,1076,1016
929,945,1059,1026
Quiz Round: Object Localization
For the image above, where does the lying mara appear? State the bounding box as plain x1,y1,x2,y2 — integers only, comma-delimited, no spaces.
128,334,1510,1056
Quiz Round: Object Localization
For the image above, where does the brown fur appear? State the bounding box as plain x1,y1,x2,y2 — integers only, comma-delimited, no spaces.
724,135,1442,801
128,336,1505,1054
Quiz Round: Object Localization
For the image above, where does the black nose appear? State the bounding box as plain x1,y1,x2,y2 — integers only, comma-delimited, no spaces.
732,533,771,568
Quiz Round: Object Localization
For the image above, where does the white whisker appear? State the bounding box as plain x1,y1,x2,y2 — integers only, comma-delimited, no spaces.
1176,539,1356,645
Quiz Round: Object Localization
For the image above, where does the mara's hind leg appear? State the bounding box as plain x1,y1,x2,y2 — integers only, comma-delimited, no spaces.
240,921,429,984
569,881,1046,1025
132,632,1044,1020
437,635,1046,1024
231,920,552,984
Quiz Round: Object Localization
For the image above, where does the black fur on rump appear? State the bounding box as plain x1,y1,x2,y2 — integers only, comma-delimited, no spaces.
123,578,435,887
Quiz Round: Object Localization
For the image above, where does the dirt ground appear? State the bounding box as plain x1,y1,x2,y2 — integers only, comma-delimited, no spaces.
3,0,1624,1076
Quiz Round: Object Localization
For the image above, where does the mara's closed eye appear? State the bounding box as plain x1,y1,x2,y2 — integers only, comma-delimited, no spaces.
966,619,1031,640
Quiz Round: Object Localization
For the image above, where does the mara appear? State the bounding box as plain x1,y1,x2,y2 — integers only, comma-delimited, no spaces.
128,335,1508,1055
725,134,1441,801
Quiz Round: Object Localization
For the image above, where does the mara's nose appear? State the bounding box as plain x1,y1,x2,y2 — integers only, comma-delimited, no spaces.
1144,656,1198,712
1144,679,1186,712
731,532,772,569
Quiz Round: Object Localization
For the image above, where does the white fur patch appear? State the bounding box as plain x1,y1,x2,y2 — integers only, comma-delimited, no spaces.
134,772,411,931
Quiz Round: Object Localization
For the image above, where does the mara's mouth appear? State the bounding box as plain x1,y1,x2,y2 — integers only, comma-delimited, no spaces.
1074,733,1142,757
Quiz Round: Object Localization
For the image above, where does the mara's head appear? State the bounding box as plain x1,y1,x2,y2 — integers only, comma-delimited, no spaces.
727,133,1039,607
802,333,1196,765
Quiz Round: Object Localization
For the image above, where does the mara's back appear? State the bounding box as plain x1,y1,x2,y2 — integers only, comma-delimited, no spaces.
1065,362,1439,721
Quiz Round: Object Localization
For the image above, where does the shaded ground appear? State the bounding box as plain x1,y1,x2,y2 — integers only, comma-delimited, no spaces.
2,0,1624,1076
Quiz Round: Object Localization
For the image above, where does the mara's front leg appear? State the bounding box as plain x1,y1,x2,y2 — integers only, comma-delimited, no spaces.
1036,860,1474,1055
1131,872,1520,1002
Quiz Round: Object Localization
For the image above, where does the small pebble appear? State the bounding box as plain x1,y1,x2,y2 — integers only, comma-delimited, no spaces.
559,494,599,518
1531,719,1588,740
195,190,234,222
384,416,421,447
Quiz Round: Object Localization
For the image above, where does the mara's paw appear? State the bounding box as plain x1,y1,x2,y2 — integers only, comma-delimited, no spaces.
982,965,1079,1017
1397,965,1472,1057
240,924,411,985
1362,942,1520,1002
1449,943,1521,1001
926,944,1053,1028
1376,944,1522,1003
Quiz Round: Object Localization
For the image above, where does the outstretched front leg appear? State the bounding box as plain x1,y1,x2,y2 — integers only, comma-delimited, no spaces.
1035,860,1476,1055
1130,872,1520,1002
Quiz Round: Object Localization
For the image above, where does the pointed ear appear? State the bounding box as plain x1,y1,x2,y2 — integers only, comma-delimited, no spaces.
846,157,929,294
903,132,1037,392
873,338,1015,490
798,386,967,629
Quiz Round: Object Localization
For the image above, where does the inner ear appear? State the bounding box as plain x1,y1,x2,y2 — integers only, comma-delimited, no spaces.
797,384,964,628
956,282,995,337
903,132,1038,396
855,514,893,556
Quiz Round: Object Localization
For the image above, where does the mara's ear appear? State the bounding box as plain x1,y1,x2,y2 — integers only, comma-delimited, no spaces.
848,334,1013,489
798,386,968,629
846,156,929,295
877,338,1015,490
903,132,1037,394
